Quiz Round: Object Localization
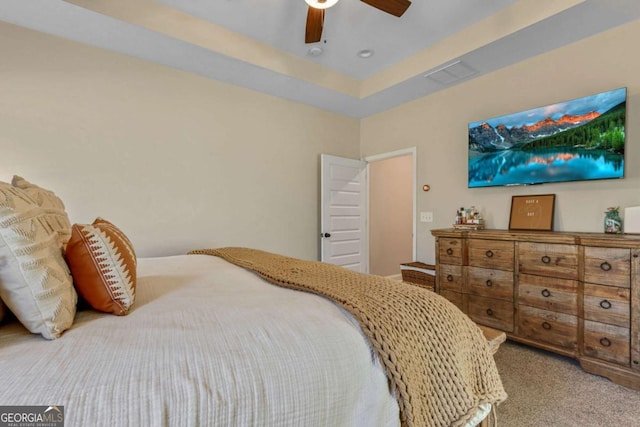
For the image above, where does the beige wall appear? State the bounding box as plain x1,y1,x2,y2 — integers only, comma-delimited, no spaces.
369,155,413,276
4,20,640,265
0,22,359,259
361,20,640,265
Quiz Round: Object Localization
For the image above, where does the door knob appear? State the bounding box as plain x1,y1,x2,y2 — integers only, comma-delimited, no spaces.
322,233,331,238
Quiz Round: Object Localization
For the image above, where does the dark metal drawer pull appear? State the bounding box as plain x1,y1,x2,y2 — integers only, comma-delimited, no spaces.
486,308,494,316
486,279,493,287
446,248,453,255
542,322,552,330
541,289,551,298
600,337,612,347
446,274,454,282
599,299,612,310
485,250,494,258
541,255,551,264
600,261,612,271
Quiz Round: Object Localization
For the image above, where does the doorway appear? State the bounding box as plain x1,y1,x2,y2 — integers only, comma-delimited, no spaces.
365,148,416,278
320,149,416,275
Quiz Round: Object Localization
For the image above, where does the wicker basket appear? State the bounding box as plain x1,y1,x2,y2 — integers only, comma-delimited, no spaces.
400,262,435,291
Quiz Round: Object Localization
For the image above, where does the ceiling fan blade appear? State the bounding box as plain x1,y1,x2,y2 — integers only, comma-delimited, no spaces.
305,6,324,44
361,0,411,17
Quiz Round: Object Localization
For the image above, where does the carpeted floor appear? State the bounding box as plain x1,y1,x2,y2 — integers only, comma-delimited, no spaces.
493,341,640,427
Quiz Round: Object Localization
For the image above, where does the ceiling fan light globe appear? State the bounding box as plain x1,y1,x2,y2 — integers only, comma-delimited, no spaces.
305,0,340,10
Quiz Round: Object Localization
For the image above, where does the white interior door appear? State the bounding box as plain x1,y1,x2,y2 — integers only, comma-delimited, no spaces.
321,154,367,272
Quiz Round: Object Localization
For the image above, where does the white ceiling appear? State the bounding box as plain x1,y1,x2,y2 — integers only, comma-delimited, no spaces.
156,0,520,79
2,0,640,118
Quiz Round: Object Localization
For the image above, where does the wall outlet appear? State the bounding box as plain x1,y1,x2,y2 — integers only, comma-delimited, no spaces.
420,211,434,222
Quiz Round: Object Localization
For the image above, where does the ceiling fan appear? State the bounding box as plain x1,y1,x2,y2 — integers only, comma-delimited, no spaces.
305,0,411,43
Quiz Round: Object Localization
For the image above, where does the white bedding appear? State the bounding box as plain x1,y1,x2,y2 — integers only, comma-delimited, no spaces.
0,255,400,426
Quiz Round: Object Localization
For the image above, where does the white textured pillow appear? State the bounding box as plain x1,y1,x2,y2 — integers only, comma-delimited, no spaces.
0,181,77,339
11,175,72,250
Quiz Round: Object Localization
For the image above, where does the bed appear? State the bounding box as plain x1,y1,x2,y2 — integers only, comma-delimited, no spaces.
0,254,400,425
0,176,506,427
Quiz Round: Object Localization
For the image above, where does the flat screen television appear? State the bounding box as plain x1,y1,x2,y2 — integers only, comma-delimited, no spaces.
468,87,626,188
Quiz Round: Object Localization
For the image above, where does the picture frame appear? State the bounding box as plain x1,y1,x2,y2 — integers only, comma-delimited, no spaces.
509,194,556,231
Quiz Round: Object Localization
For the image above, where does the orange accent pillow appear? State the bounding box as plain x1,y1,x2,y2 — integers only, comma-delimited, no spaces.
66,218,137,315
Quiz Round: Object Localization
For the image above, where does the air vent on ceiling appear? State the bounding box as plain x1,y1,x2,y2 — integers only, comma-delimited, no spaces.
423,61,477,86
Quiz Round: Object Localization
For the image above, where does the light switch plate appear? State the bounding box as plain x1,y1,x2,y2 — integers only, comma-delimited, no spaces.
420,212,433,222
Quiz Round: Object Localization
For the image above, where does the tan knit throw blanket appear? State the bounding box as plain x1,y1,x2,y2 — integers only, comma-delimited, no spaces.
190,247,507,427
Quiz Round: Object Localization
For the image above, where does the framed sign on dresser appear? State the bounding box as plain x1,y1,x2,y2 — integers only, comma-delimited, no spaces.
431,228,640,390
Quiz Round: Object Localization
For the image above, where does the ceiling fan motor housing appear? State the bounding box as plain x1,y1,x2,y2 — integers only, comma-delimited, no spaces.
305,0,411,44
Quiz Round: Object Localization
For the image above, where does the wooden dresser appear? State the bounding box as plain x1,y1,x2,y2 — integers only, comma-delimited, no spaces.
431,228,640,389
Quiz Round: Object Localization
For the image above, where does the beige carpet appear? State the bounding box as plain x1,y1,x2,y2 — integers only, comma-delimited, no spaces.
493,341,640,426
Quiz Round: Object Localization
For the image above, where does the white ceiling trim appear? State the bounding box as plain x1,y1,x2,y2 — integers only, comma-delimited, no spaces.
1,0,639,118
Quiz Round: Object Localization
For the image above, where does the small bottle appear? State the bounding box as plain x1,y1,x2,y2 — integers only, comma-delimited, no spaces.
461,207,467,223
455,210,461,224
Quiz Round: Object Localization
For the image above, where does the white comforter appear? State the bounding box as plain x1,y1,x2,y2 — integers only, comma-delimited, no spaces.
0,255,400,426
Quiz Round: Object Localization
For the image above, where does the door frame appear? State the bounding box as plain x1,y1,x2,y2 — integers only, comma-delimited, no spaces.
364,147,417,266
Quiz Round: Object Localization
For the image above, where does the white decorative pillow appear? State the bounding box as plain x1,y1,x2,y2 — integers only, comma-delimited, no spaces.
0,181,77,339
65,218,137,315
11,175,72,251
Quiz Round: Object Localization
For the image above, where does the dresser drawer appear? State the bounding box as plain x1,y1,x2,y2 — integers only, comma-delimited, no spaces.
583,283,630,328
518,242,578,280
468,295,514,332
438,238,464,264
584,247,630,288
518,305,578,350
438,264,463,292
584,320,630,366
518,273,578,316
467,266,514,302
469,239,514,271
440,290,464,312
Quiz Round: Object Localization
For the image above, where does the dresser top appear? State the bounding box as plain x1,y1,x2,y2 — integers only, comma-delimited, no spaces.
431,228,640,248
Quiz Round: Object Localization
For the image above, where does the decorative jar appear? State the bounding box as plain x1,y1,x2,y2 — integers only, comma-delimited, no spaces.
604,207,622,234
